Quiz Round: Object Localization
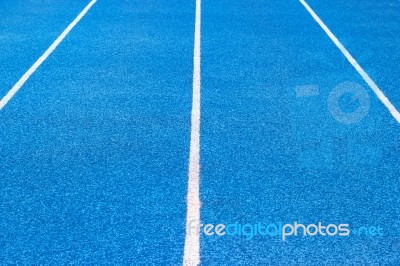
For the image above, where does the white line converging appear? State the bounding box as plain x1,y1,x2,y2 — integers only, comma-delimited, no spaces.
0,0,97,110
183,0,202,265
300,0,400,124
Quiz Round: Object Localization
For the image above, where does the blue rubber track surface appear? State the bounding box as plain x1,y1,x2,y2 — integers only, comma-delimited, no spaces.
0,1,88,97
201,0,399,265
1,0,399,265
1,0,194,264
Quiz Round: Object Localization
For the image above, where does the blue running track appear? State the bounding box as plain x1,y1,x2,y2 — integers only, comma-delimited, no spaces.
0,0,399,265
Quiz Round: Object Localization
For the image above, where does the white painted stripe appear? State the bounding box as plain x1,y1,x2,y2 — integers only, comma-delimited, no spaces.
300,0,400,124
183,0,202,265
0,0,97,110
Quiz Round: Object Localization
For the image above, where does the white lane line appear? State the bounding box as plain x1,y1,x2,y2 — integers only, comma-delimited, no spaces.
300,0,400,124
0,0,97,110
183,0,202,265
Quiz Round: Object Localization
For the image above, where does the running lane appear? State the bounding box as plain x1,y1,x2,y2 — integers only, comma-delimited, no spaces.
1,0,194,264
306,0,400,108
0,0,90,97
200,0,400,264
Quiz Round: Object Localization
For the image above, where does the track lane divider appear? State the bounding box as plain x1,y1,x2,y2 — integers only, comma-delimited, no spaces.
0,0,97,110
